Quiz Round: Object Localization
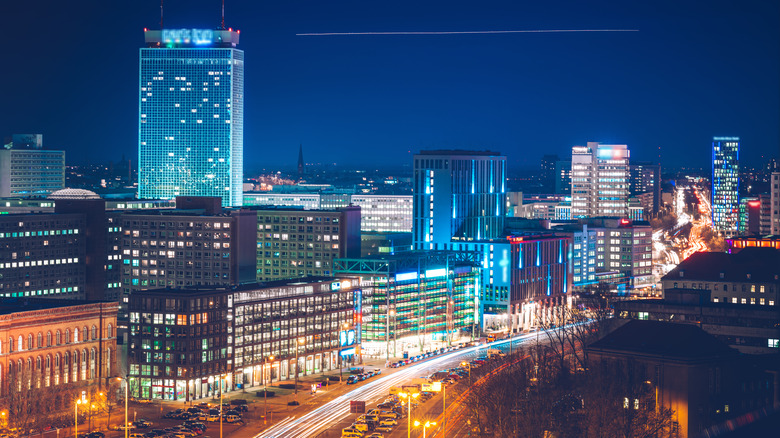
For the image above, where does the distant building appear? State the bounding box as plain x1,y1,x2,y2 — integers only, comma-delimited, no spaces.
0,134,65,197
727,235,780,253
413,150,506,249
629,161,661,215
712,137,740,236
588,320,775,438
540,154,559,192
254,206,361,281
771,172,780,234
571,142,629,218
554,160,572,194
127,277,357,400
138,29,244,207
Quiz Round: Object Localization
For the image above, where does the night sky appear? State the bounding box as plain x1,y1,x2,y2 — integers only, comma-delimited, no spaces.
3,0,779,170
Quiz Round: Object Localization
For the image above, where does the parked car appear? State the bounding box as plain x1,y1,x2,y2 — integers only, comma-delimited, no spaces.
224,415,242,424
134,420,152,428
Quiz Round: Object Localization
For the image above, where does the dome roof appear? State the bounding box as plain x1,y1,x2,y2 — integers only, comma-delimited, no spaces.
47,188,101,200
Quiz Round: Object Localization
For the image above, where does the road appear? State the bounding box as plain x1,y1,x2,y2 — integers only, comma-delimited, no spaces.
257,332,541,438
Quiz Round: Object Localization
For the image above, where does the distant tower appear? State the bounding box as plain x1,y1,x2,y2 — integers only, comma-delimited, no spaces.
297,144,305,176
712,137,740,236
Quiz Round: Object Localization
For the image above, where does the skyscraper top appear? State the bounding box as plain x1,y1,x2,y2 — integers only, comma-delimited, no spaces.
143,28,240,48
713,136,740,141
417,149,502,156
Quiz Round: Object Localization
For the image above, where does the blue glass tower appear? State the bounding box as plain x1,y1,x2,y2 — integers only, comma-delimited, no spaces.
138,29,244,206
712,137,739,236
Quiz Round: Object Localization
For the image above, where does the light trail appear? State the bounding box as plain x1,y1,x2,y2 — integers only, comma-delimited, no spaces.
297,29,638,36
257,333,540,437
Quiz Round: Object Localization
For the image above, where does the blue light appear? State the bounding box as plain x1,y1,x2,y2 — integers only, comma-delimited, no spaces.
536,242,540,267
395,272,418,282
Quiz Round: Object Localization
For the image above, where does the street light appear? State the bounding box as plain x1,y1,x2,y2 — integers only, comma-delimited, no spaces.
294,337,305,398
460,361,472,385
340,322,349,383
219,373,228,438
75,398,85,438
398,391,419,438
116,376,129,438
262,355,274,425
385,308,395,365
413,420,437,438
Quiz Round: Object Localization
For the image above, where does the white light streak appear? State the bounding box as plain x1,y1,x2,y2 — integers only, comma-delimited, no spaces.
297,29,638,36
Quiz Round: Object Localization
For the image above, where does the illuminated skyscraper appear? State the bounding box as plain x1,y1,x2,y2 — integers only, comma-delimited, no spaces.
138,28,244,206
571,142,629,218
412,150,507,249
712,137,740,236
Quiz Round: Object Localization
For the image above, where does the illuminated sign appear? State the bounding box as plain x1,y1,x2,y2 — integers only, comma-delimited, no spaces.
340,329,356,347
425,268,447,278
597,146,625,160
162,29,216,45
341,280,352,289
331,282,341,291
395,272,418,282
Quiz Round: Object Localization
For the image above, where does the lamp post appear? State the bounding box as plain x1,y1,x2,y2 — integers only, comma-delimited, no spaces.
262,356,274,425
413,420,436,438
294,337,305,398
219,373,226,438
340,322,349,383
116,376,129,438
461,361,472,385
398,391,419,438
75,399,84,438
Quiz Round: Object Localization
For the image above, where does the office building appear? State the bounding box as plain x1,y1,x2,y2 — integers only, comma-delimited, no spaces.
540,154,559,193
412,150,506,249
254,206,361,281
772,172,780,234
127,277,357,400
119,196,257,328
629,161,661,215
335,252,480,357
712,137,740,236
727,235,780,253
0,298,118,398
138,28,244,207
571,142,629,218
0,134,65,198
554,160,572,194
507,233,572,332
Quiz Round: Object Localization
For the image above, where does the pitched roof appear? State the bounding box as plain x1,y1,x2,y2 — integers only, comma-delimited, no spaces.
661,248,780,283
588,320,737,360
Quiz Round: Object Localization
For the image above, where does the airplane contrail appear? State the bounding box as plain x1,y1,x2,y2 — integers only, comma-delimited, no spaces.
297,29,638,36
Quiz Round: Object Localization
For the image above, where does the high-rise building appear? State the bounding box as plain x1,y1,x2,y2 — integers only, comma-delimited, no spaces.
540,154,559,193
0,134,65,197
629,161,661,215
138,29,244,207
771,172,780,234
554,160,572,194
712,137,740,236
571,142,629,218
412,150,507,249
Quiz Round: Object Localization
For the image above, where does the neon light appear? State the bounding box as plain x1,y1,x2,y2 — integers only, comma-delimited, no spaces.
425,268,447,278
162,29,216,45
395,272,418,282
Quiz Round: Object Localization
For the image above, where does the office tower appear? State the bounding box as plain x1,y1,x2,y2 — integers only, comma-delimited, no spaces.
554,160,572,194
540,154,559,192
712,137,740,236
629,161,661,215
138,29,244,207
772,172,780,234
571,142,629,218
412,150,507,250
0,134,65,197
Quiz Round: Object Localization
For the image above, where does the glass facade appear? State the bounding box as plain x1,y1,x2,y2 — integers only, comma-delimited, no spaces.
571,142,629,218
138,34,244,207
712,137,740,236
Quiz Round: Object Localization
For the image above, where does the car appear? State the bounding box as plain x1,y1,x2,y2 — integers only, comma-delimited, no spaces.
375,425,393,432
111,423,136,431
87,432,105,438
186,408,202,415
379,418,397,427
134,420,152,428
341,427,363,437
224,415,242,424
206,415,220,423
233,405,248,413
130,434,145,438
346,375,358,385
366,433,384,438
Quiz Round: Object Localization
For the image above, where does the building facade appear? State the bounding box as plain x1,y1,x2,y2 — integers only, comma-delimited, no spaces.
0,299,118,408
0,134,65,198
335,252,480,358
629,161,661,215
254,206,361,281
127,277,358,400
571,142,629,218
712,137,740,236
138,29,244,207
412,150,507,249
772,171,780,234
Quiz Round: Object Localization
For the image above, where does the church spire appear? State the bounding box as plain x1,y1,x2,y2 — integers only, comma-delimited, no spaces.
297,144,305,176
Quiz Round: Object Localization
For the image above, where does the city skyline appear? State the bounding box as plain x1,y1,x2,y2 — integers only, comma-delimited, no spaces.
3,0,779,169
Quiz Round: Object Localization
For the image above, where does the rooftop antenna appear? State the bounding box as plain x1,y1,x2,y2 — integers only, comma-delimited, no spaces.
160,0,164,29
221,0,225,30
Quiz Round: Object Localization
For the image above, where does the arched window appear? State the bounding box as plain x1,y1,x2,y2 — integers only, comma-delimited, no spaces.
44,356,51,387
105,348,112,376
18,335,23,351
0,339,3,355
91,325,97,341
46,331,52,347
63,352,70,384
56,330,62,345
89,348,96,379
65,329,71,344
72,351,79,382
82,327,88,341
73,328,78,343
27,334,32,351
35,357,41,370
8,337,13,353
37,333,42,348
107,324,113,339
81,349,88,380
54,354,60,386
